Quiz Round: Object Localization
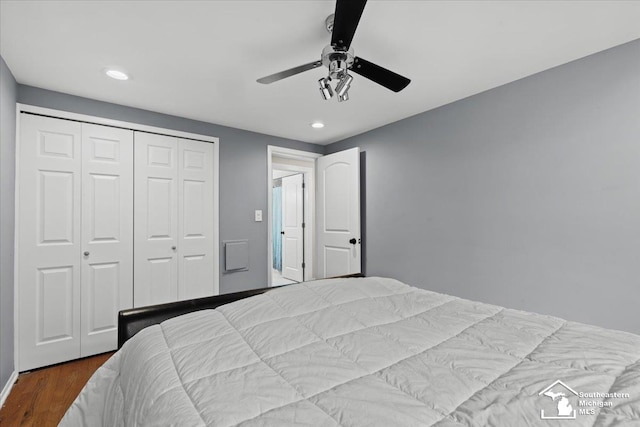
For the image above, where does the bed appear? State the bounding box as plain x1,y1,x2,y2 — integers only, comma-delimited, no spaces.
61,276,640,426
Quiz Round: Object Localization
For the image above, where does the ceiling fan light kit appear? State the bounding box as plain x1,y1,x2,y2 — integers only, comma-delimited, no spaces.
257,0,410,102
318,77,334,100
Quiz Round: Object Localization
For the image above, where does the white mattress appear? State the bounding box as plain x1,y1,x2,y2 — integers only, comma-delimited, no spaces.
61,277,640,426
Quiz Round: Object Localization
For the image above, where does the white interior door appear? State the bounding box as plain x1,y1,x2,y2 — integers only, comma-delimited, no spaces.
80,123,133,356
281,173,304,282
134,132,178,307
316,147,361,278
18,114,82,370
177,138,215,300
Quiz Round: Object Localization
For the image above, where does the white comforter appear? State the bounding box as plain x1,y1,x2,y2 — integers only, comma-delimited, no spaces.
61,277,640,426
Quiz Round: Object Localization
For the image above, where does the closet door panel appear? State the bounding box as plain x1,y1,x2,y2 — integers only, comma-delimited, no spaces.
19,114,82,370
134,132,179,307
80,124,133,356
178,139,214,300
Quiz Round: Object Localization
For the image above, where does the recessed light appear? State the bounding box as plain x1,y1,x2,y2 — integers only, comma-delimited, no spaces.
311,122,324,129
105,69,129,81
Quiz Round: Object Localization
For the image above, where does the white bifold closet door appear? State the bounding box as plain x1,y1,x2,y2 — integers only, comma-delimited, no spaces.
18,114,133,371
134,132,214,307
80,123,133,356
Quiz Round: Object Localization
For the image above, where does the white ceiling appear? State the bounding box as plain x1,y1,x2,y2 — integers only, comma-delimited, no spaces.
2,1,639,145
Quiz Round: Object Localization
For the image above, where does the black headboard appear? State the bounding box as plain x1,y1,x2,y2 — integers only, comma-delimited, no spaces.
117,287,272,348
118,274,364,348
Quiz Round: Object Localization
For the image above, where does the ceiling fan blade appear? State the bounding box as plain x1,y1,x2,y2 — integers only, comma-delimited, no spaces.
257,60,323,84
331,0,367,51
351,57,410,92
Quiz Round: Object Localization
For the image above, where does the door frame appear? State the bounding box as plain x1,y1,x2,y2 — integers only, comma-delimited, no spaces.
267,146,321,287
14,103,220,371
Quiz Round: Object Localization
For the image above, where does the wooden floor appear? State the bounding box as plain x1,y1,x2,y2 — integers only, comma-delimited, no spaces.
0,352,113,427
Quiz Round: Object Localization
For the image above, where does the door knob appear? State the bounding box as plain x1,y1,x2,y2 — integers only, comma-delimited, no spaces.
171,246,177,251
349,238,357,245
83,251,90,256
280,231,285,235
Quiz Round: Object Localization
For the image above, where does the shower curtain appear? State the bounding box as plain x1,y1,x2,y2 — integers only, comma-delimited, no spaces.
272,185,282,271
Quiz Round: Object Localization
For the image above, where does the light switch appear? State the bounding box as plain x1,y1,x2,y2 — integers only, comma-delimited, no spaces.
255,210,263,222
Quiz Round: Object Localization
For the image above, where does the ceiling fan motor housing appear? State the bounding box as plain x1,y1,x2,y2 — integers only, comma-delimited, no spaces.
322,45,354,79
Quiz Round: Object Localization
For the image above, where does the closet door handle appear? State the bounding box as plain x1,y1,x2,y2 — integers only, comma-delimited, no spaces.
83,251,90,257
349,238,357,245
171,246,177,251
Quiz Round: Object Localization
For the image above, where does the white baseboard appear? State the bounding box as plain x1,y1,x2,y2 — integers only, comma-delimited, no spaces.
0,370,18,408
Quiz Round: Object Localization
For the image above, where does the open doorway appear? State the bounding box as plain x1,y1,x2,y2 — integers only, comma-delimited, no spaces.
267,147,321,287
267,145,362,287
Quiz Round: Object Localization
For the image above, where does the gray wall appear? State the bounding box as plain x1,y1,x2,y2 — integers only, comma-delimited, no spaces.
0,56,17,393
327,39,640,334
17,86,323,294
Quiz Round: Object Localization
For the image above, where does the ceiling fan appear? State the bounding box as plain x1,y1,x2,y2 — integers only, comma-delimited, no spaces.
256,0,410,102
